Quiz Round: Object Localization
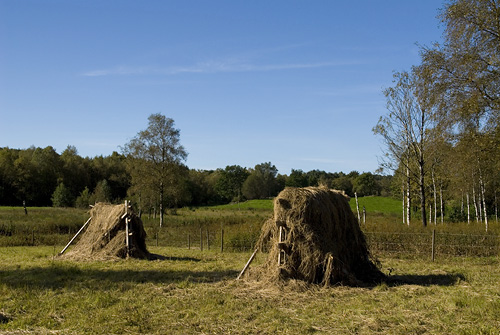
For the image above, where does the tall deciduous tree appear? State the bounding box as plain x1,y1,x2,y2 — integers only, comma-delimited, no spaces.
417,0,500,229
123,114,187,227
242,162,280,199
419,0,500,127
215,165,249,203
374,71,434,227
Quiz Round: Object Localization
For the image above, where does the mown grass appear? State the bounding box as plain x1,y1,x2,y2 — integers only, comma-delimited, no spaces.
2,198,499,257
349,196,402,216
0,246,499,334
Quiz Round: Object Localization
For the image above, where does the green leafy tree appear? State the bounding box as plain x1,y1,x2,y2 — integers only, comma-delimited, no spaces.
75,187,92,208
60,146,91,201
92,179,112,203
353,172,380,197
0,148,18,205
51,183,73,207
285,169,308,187
242,162,279,200
215,165,249,202
331,175,354,196
123,114,187,227
374,71,434,227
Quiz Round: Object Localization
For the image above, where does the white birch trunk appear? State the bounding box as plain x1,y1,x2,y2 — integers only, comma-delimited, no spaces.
406,167,411,226
461,190,464,214
473,184,479,223
495,191,498,224
402,183,406,225
466,192,470,224
429,204,432,225
432,171,437,225
479,172,488,232
440,184,444,224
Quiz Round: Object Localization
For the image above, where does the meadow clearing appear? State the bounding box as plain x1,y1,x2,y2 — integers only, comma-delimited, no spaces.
1,198,499,334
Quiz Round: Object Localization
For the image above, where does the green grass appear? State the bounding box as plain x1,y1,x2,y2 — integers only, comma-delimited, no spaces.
1,246,499,334
208,199,274,211
349,196,402,216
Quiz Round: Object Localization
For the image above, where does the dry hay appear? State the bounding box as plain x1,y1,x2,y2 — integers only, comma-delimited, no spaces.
60,203,149,261
245,186,385,286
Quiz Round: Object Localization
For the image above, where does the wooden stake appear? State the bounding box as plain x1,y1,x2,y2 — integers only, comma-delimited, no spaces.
125,200,130,258
200,228,203,251
355,192,360,224
237,248,258,280
206,229,210,250
220,229,224,253
59,217,92,255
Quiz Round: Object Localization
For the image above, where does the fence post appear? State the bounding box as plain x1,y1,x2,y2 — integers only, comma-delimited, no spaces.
200,228,203,251
205,229,209,250
124,200,130,258
355,192,360,223
220,228,224,253
431,229,436,262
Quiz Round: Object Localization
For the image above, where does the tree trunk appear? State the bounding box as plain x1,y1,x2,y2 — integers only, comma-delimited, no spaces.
495,191,498,224
402,183,406,225
440,183,444,224
406,167,411,226
467,192,470,224
419,162,427,227
432,170,437,225
159,182,164,228
429,204,432,225
473,184,479,223
479,171,488,232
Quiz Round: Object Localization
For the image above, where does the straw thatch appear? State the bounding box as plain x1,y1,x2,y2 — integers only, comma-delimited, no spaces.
60,203,149,261
246,187,385,286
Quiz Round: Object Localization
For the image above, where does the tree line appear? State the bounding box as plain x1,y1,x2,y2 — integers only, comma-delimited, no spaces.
0,143,390,209
374,0,500,229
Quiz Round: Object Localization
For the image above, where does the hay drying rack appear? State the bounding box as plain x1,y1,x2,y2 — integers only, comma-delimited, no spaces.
59,200,134,257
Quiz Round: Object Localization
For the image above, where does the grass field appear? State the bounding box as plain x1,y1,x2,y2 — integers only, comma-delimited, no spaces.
1,246,499,334
1,198,500,334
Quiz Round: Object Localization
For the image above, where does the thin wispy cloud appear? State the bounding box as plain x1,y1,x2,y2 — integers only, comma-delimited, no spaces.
81,59,363,77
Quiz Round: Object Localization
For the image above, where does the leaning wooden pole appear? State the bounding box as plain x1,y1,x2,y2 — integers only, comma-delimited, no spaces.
124,200,130,258
59,217,92,255
237,248,258,280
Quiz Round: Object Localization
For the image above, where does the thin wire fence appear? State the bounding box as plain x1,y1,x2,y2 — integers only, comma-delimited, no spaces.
2,224,499,260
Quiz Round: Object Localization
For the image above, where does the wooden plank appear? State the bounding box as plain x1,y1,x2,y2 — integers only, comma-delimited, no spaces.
237,248,258,280
59,217,92,255
125,200,130,258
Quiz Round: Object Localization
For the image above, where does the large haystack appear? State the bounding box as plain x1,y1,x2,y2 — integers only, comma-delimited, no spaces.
247,187,385,286
61,202,149,261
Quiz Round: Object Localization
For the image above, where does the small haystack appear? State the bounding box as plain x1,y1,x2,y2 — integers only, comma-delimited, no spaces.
61,202,149,261
246,187,385,286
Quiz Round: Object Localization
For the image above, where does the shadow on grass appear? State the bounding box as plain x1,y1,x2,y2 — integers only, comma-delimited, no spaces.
148,253,201,262
386,273,466,287
0,265,239,290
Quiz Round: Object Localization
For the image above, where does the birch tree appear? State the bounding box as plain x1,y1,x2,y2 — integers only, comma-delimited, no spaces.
374,71,433,227
123,114,187,227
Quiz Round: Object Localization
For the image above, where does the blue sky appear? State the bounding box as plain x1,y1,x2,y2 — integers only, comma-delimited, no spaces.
0,1,444,175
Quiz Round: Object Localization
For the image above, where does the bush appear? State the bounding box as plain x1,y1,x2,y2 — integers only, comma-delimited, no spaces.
52,183,74,207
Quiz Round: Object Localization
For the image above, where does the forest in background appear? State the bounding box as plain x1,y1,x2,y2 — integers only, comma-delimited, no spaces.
2,0,500,229
374,0,500,228
0,145,391,209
